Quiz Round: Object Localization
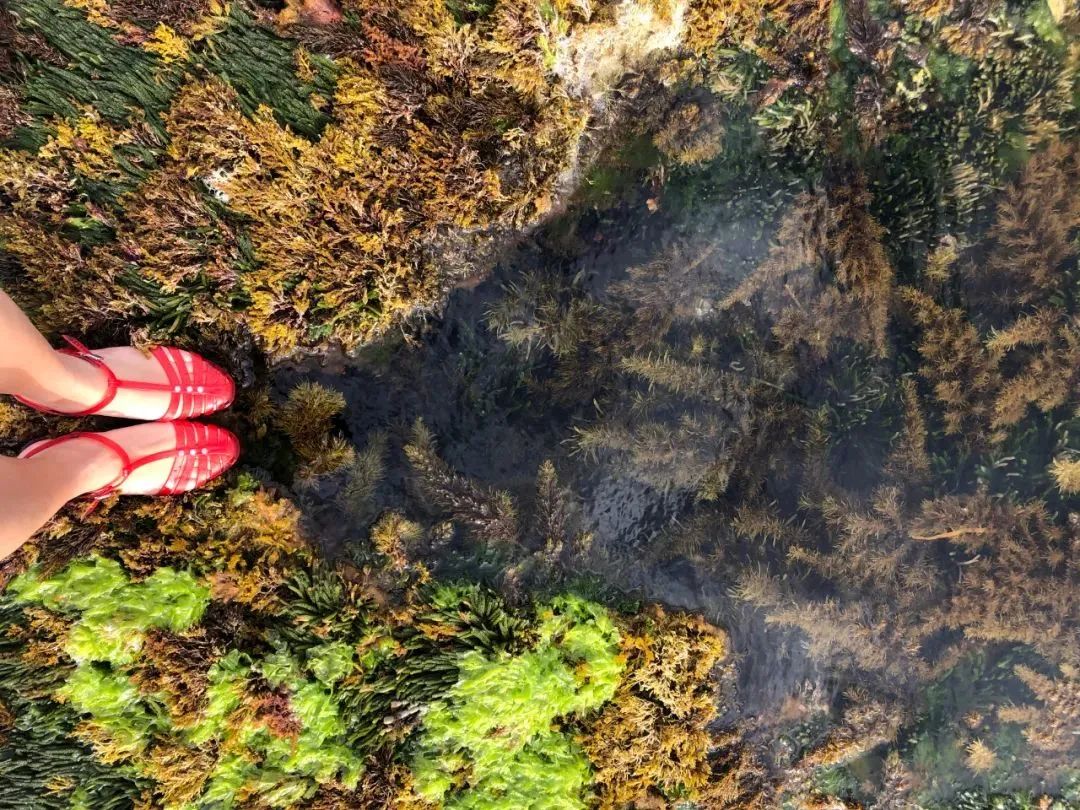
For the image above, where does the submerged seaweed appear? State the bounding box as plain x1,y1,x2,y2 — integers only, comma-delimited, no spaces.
0,0,1078,806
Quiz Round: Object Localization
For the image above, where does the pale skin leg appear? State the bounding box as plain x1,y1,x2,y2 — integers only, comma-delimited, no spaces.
0,289,176,420
0,423,181,559
0,288,106,411
0,289,189,558
0,442,115,560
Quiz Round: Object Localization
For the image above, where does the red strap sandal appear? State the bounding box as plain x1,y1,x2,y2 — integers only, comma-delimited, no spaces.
18,422,240,511
15,336,236,420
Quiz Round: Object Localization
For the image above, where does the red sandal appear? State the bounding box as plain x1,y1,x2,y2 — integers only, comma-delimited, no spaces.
15,336,236,420
19,422,240,509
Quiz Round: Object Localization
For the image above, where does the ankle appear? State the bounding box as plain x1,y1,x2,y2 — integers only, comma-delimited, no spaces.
30,437,123,499
55,352,109,409
14,352,108,412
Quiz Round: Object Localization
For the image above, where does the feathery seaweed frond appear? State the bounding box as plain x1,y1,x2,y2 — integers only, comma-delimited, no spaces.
404,420,519,547
276,382,355,482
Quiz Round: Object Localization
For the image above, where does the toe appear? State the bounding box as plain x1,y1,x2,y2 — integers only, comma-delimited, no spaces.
160,422,241,495
198,424,240,487
205,429,239,488
198,358,236,415
154,348,237,419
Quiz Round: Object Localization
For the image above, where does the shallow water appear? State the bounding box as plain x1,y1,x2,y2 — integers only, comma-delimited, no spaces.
280,179,866,746
277,107,1080,806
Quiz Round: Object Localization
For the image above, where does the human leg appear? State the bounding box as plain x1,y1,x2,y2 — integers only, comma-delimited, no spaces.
0,289,234,420
0,289,106,412
0,447,107,559
0,422,239,559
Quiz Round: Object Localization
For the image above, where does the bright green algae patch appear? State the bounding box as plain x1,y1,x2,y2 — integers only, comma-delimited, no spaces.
11,556,210,666
1,556,624,808
412,596,623,808
184,650,364,807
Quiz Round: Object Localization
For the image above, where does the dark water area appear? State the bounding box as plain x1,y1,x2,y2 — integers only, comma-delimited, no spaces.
276,200,679,546
271,62,1080,803
273,180,837,730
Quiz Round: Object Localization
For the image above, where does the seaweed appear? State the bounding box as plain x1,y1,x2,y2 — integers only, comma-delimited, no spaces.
0,0,1077,805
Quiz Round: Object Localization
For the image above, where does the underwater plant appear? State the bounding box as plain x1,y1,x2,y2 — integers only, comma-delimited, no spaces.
276,381,356,482
0,0,1077,806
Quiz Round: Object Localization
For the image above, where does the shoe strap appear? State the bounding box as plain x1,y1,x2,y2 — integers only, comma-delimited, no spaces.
83,426,203,500
152,346,228,420
21,423,236,512
91,346,228,420
160,422,235,494
20,431,133,501
16,338,230,421
22,427,203,506
12,336,120,417
68,338,191,400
